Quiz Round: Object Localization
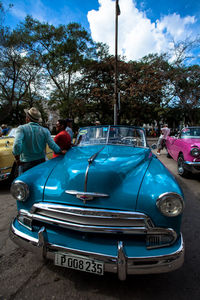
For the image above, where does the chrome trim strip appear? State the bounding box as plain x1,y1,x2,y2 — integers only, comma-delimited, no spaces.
184,161,200,166
183,161,200,174
10,220,185,278
84,147,105,193
84,164,90,192
23,211,148,234
0,172,10,181
10,222,38,245
31,203,152,221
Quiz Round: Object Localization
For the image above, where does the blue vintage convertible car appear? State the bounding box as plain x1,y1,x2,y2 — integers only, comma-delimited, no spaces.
10,125,184,280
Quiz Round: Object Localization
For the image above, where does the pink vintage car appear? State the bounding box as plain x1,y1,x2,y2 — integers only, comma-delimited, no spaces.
166,127,200,177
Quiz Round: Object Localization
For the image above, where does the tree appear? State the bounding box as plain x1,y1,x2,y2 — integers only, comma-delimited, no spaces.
69,54,114,125
0,28,43,124
16,17,97,118
68,53,174,127
170,64,200,125
117,54,172,126
172,37,200,67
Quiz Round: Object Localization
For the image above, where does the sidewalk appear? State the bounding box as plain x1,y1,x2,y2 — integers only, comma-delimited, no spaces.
147,137,157,146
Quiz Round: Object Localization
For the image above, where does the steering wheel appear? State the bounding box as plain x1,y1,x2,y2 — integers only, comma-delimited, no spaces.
121,137,136,145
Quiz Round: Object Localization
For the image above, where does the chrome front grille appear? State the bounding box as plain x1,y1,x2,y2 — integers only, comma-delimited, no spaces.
29,203,154,234
18,202,177,249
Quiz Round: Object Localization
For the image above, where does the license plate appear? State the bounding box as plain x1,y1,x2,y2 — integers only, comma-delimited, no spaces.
55,253,104,275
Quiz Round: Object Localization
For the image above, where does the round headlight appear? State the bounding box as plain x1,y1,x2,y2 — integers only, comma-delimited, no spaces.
156,192,184,217
10,180,29,202
190,147,200,157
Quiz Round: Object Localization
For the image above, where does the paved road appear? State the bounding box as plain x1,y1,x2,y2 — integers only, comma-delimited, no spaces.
0,151,200,300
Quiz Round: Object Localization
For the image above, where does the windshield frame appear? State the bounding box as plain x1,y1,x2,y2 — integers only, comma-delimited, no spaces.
76,125,147,148
180,127,200,139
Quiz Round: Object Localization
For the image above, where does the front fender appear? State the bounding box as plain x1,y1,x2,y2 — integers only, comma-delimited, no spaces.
137,156,184,233
13,157,64,211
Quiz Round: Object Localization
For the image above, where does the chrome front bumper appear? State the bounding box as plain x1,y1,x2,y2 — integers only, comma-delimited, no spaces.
184,161,200,174
10,219,184,280
0,172,10,181
0,167,11,181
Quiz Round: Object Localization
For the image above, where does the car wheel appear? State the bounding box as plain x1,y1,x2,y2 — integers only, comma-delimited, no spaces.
177,154,189,177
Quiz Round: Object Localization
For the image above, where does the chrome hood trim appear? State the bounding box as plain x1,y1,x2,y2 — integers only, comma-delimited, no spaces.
84,146,105,193
65,190,109,204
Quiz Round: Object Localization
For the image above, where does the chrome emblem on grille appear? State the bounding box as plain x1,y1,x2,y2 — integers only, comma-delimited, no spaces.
77,194,94,201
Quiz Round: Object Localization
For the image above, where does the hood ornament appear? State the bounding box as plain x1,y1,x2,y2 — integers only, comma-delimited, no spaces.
65,190,109,204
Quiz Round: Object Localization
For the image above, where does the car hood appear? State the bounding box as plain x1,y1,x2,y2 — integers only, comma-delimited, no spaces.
43,145,152,211
181,138,200,147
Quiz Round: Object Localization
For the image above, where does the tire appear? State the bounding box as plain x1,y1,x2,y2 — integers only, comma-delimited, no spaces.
177,154,189,177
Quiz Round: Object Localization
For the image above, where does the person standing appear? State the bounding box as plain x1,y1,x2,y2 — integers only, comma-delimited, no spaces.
156,124,170,155
95,120,101,126
65,118,74,141
1,124,9,136
53,119,71,158
13,107,66,174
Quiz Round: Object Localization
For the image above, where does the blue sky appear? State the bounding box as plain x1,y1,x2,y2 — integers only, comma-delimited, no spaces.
2,0,200,62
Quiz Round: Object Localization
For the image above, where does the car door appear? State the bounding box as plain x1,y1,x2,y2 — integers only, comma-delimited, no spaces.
166,135,178,159
171,133,185,161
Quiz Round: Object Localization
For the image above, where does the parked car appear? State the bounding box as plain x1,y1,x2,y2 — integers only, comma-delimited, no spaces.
0,128,53,182
0,128,18,181
166,126,200,177
10,125,185,280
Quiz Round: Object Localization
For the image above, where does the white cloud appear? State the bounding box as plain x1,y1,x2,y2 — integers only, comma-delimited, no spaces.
87,0,197,61
157,13,195,41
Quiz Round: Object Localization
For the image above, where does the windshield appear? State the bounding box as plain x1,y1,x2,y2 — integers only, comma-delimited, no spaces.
181,127,200,139
76,126,147,147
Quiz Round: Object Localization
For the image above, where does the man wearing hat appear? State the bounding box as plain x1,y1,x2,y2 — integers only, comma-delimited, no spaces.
13,107,66,174
156,124,170,155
